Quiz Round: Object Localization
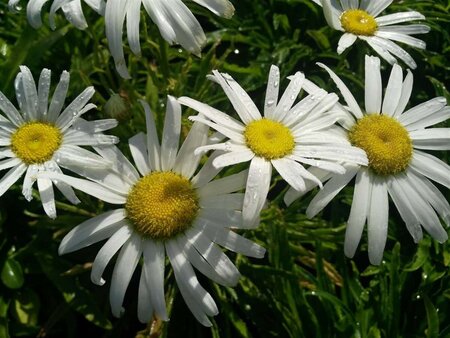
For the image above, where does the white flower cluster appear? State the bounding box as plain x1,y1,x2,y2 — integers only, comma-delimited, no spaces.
2,0,449,329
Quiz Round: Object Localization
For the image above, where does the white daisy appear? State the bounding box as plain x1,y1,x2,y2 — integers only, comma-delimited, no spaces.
9,0,106,30
316,0,430,69
0,66,118,218
106,0,235,78
178,66,368,227
285,55,450,265
39,96,265,326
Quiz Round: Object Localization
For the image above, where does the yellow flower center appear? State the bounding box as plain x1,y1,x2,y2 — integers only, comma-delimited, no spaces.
244,118,295,160
11,122,62,165
340,9,378,36
348,115,413,176
125,171,199,240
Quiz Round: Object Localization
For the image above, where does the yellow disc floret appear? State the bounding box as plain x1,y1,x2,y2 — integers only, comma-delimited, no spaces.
125,171,199,240
340,9,378,36
11,122,62,165
244,118,295,160
348,114,413,176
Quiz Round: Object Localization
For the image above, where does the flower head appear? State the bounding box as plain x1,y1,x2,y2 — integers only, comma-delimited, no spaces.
9,0,106,30
107,0,235,78
179,66,368,227
0,66,117,218
317,0,430,69
286,56,450,264
40,96,265,326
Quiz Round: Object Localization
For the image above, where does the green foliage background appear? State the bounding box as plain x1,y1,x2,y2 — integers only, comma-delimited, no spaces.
0,0,449,337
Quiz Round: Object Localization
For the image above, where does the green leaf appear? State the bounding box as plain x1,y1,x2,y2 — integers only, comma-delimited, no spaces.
424,296,439,338
36,253,112,330
12,289,40,326
1,258,24,289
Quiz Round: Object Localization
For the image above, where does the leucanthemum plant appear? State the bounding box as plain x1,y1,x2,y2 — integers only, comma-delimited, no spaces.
0,66,118,218
286,55,450,265
315,0,430,69
107,0,235,78
9,0,106,30
179,66,368,227
39,96,265,326
9,0,235,79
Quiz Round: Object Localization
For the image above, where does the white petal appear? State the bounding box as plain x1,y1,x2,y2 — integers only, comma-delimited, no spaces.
365,0,393,17
367,175,389,265
59,209,127,254
110,233,142,317
271,72,305,122
375,31,426,49
382,63,403,116
48,70,70,122
142,239,168,320
337,33,357,54
91,225,132,285
189,116,245,143
272,158,309,192
210,70,261,124
387,176,422,243
263,65,280,120
22,164,38,201
406,171,450,227
129,133,151,176
126,0,142,55
364,55,382,115
243,157,271,227
284,167,333,206
192,0,234,18
184,228,240,286
393,70,413,117
410,150,450,189
17,66,38,121
322,0,343,30
38,172,127,204
173,121,209,178
398,97,447,127
178,96,244,132
376,11,425,26
55,87,95,130
0,163,27,197
317,63,363,119
198,169,248,197
212,148,254,168
166,240,217,326
411,129,450,150
396,174,448,242
191,150,224,188
37,68,51,118
344,168,371,258
138,100,161,171
0,91,23,127
37,177,56,219
160,96,181,171
199,193,244,210
105,0,130,78
199,223,266,258
360,36,398,66
306,167,358,218
137,263,153,323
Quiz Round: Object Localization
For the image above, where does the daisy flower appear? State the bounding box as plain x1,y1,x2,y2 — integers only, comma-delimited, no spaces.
9,0,105,30
0,66,118,218
106,0,235,78
317,0,430,69
178,66,368,227
286,55,450,265
40,96,265,326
